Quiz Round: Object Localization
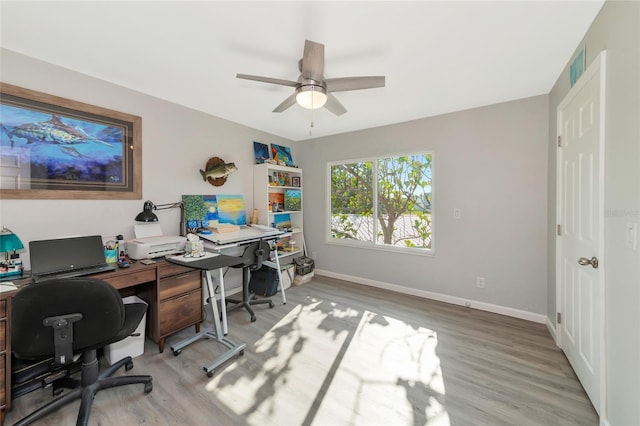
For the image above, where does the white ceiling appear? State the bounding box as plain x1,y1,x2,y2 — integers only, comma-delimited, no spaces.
1,1,604,142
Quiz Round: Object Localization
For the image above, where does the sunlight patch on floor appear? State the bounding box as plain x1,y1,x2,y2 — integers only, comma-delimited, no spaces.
312,310,450,425
206,301,352,423
205,302,449,425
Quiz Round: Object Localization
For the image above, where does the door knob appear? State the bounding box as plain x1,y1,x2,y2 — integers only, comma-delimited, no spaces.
578,256,599,269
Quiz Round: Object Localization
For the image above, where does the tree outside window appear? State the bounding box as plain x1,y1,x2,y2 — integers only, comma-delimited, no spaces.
330,153,432,251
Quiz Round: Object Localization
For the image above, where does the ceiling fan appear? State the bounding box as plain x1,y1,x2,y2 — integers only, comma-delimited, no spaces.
237,40,385,116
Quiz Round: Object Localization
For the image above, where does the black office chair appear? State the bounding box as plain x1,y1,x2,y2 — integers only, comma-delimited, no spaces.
11,278,153,426
226,240,275,322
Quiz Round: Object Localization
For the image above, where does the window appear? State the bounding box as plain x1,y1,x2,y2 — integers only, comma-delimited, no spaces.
329,153,433,253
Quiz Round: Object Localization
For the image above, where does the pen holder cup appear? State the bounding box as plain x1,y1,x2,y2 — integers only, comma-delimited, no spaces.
104,249,118,264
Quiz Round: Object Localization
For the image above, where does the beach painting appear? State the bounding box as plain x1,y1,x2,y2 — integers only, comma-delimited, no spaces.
216,194,247,225
274,213,291,230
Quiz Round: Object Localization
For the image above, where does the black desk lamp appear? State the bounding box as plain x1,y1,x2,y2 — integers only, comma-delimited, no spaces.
135,200,186,235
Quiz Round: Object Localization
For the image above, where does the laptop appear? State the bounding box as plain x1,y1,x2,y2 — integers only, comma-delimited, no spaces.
30,235,116,283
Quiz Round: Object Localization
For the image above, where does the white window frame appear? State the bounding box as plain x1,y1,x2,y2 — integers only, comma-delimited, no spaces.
326,151,434,256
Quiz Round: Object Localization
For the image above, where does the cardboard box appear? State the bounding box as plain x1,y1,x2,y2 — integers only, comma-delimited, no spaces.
293,271,314,286
104,296,147,365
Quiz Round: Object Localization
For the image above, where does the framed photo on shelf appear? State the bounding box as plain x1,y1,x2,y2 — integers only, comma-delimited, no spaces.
291,176,300,187
0,83,141,199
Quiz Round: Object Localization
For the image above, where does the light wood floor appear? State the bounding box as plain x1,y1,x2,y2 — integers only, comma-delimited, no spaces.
5,275,598,425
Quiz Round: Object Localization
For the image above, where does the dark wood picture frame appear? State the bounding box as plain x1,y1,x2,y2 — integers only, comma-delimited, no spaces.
0,83,142,199
291,176,301,187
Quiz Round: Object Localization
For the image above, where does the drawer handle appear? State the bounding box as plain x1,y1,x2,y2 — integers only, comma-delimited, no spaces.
174,273,192,280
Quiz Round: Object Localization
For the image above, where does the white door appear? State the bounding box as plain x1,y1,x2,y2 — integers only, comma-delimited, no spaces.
556,51,606,414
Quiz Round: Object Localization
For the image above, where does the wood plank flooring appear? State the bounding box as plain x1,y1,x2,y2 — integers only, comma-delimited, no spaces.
5,275,598,425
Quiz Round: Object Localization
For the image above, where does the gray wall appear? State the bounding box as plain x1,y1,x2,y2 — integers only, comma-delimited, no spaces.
297,95,549,318
546,1,640,423
0,48,295,291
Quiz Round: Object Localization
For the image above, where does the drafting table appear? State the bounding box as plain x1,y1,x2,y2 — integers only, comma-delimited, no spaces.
199,227,288,334
166,252,245,377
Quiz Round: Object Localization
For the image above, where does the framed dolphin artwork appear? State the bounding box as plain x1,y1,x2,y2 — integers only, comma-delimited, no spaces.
0,83,141,199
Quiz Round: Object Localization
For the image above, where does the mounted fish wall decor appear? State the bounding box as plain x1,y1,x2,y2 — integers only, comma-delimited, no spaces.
200,156,237,186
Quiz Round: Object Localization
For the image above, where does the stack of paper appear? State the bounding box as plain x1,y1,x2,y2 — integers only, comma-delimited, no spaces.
0,282,18,293
210,224,241,233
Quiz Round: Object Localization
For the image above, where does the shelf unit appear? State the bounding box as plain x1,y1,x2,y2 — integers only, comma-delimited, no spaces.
253,163,304,262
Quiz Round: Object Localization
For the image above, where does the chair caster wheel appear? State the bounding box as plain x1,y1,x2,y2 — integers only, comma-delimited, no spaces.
250,315,256,322
53,388,63,397
125,361,134,371
240,350,245,356
269,302,274,308
173,349,182,356
206,370,215,378
144,382,153,394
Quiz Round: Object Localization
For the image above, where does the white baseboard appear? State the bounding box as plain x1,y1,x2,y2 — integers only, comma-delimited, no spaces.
314,269,546,324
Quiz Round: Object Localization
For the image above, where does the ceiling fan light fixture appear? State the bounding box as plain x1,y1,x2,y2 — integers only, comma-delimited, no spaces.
296,85,327,109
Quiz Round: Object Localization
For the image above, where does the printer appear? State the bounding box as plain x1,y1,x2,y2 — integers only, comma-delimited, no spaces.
127,235,186,260
127,223,186,260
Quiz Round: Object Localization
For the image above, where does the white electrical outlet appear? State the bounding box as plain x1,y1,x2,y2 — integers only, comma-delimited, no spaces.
453,208,461,219
476,277,485,289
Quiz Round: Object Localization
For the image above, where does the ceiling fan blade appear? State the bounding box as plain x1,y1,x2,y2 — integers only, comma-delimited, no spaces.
237,74,298,87
301,40,324,82
273,93,298,113
325,76,386,92
324,93,347,116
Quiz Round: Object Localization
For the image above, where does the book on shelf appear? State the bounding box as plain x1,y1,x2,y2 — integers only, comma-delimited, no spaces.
284,189,301,211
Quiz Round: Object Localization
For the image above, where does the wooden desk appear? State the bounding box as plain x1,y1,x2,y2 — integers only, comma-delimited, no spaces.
0,259,203,421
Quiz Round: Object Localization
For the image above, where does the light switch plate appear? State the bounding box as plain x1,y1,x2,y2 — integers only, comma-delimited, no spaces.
626,223,638,251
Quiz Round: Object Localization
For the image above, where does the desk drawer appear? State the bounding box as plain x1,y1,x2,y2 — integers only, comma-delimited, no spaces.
0,319,5,353
158,262,193,279
101,269,157,290
159,271,200,301
0,352,5,407
158,289,202,337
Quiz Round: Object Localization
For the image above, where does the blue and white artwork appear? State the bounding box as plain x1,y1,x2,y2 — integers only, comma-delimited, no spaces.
570,49,585,87
253,141,270,164
0,102,128,187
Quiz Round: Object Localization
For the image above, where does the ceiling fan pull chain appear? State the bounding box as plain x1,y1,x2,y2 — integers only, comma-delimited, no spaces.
310,100,315,136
